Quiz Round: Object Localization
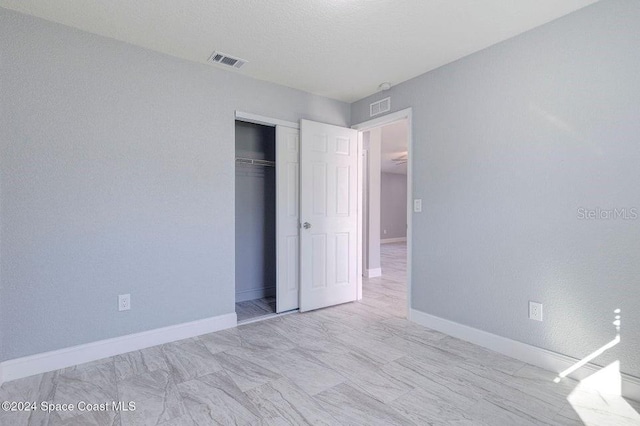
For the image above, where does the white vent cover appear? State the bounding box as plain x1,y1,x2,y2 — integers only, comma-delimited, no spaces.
208,51,248,69
370,97,391,117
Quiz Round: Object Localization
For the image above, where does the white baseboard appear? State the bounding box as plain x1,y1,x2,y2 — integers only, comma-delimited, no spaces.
381,237,407,244
410,308,640,402
364,268,382,278
0,312,237,384
235,286,276,303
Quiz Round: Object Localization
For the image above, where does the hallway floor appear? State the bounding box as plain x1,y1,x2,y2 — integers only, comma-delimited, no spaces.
1,243,638,425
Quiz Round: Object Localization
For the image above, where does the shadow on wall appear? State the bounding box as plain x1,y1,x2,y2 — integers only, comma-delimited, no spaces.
553,309,639,424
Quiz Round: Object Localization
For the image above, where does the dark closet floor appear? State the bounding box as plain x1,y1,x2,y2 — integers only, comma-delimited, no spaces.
236,297,276,322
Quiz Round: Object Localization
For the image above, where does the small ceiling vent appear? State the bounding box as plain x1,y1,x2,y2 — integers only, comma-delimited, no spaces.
208,51,248,69
370,97,391,117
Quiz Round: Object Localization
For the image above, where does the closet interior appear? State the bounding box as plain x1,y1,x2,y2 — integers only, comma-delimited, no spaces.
235,121,277,322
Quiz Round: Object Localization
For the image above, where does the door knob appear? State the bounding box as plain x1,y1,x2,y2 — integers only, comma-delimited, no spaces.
303,222,311,229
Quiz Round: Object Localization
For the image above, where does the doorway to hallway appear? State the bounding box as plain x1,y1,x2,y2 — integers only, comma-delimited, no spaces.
357,113,410,318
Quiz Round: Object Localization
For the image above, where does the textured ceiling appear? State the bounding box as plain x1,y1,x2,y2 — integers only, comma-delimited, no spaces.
0,0,599,102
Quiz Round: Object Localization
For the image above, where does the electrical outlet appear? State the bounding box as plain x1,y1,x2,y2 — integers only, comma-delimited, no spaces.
414,199,422,213
383,229,387,235
119,294,131,311
529,301,543,321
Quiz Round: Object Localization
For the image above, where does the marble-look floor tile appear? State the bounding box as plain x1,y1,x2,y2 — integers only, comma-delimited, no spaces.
237,322,297,352
252,296,276,312
48,411,121,425
314,383,414,426
313,350,413,403
0,370,57,426
177,370,260,426
157,414,197,426
409,359,561,423
0,386,32,426
552,411,586,426
236,298,275,322
337,301,392,322
450,362,564,422
333,329,406,364
262,317,350,355
465,398,558,426
383,334,466,367
246,378,338,425
118,369,186,426
389,385,478,425
293,312,356,336
381,356,482,406
476,362,575,408
403,354,486,397
433,336,526,375
377,317,448,344
480,386,563,424
561,389,640,426
115,346,168,381
213,348,282,392
53,361,117,423
162,338,222,383
198,328,243,354
267,348,345,396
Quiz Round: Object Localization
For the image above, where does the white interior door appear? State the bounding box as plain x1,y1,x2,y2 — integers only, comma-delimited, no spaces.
300,119,359,312
276,125,300,313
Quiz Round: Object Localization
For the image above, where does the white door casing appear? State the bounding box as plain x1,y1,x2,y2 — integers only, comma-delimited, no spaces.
300,119,359,312
276,125,300,313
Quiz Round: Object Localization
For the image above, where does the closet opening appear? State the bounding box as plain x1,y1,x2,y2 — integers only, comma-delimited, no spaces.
235,120,277,322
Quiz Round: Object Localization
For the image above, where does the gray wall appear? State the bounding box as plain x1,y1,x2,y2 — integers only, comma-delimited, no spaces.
235,122,276,302
380,173,407,239
353,0,640,378
0,7,349,361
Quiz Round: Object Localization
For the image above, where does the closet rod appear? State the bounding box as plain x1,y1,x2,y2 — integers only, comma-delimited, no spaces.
235,157,276,167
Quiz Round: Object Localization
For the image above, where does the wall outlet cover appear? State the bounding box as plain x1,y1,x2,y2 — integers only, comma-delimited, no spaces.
529,301,543,321
119,294,131,311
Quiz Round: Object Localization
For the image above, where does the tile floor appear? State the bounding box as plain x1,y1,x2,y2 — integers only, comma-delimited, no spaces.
1,242,639,425
236,297,276,323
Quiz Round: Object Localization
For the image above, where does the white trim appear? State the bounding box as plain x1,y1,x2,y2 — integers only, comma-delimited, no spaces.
410,308,640,402
352,108,413,131
235,287,276,303
381,237,407,244
364,268,382,278
235,111,299,129
356,131,364,301
623,375,640,403
238,309,299,326
352,108,413,320
0,313,237,384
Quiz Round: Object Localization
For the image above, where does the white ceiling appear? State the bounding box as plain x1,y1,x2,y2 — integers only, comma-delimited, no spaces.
0,0,598,102
381,120,408,175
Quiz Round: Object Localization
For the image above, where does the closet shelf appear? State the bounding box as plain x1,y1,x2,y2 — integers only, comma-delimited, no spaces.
236,157,275,167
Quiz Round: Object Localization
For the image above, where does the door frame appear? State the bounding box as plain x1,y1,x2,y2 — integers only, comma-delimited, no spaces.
352,107,413,320
235,110,299,129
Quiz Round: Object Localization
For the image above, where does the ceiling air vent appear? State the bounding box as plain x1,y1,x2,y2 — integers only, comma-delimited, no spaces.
370,97,391,117
208,51,248,69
